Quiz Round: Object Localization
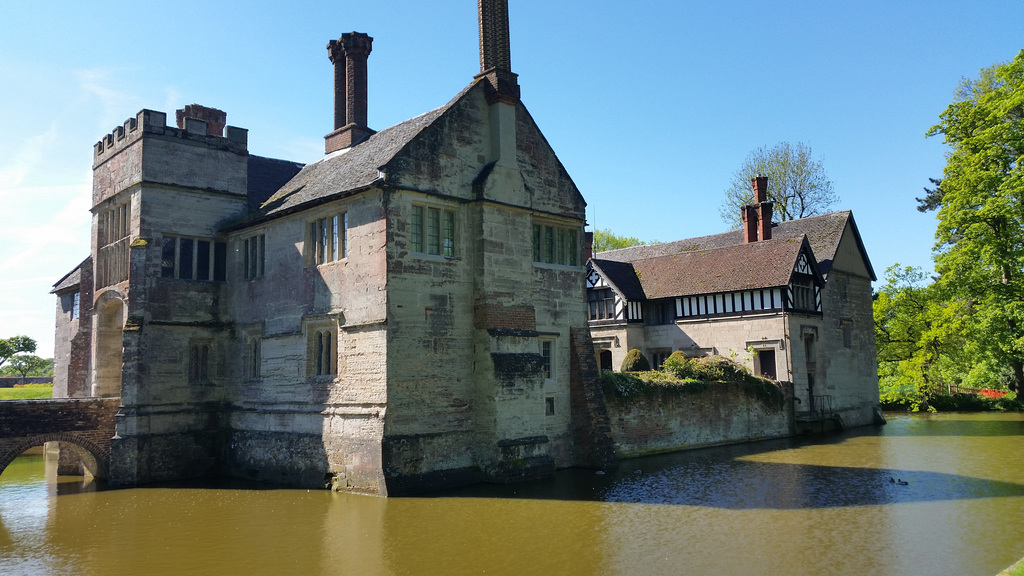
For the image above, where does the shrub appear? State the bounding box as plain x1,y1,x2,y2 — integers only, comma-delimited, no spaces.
620,349,650,372
599,354,785,409
662,350,695,379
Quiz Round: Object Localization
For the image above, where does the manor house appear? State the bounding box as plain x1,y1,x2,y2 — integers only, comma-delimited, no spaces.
51,1,616,495
587,178,880,428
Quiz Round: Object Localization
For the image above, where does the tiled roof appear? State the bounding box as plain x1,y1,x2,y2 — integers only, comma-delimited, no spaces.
628,235,810,299
227,84,474,230
597,210,864,277
590,259,645,300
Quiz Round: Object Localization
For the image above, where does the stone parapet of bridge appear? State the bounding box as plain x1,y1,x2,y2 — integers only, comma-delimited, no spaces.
0,398,120,478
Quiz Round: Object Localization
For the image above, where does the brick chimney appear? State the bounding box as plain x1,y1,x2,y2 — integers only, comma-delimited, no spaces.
175,104,226,137
741,176,773,243
741,205,759,243
325,32,375,153
475,0,519,103
753,176,772,241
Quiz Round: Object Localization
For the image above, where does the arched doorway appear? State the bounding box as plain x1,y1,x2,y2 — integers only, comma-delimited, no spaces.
92,294,125,397
599,350,613,372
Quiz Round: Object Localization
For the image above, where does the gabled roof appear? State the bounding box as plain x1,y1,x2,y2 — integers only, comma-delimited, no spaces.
227,84,475,230
589,259,646,300
51,258,89,294
246,155,305,212
596,210,875,280
629,235,814,299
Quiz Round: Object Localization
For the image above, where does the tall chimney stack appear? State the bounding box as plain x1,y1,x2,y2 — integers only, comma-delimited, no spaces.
741,176,773,242
475,0,519,103
741,205,759,243
327,40,348,131
325,32,375,154
753,176,772,241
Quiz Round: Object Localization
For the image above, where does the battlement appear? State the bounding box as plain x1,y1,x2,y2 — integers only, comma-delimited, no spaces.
93,108,249,167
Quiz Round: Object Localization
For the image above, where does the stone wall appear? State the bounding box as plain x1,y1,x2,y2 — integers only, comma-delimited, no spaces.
816,270,879,427
604,383,793,458
0,377,53,387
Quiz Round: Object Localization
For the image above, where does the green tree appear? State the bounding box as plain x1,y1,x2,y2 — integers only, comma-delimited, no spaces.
720,142,838,227
592,228,650,253
873,265,975,408
926,50,1024,393
0,355,51,378
0,335,37,368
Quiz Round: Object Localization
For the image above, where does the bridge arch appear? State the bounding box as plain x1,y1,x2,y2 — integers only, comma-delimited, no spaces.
0,432,110,479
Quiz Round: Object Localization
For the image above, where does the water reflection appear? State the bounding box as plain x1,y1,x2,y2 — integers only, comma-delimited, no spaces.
2,412,1023,576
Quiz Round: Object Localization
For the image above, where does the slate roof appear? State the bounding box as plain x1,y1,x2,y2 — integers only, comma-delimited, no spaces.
228,85,474,230
590,259,646,300
628,235,812,299
596,210,873,279
246,155,305,212
51,258,89,294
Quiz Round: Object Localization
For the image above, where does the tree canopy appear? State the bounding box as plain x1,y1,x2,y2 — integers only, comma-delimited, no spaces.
720,142,838,227
925,49,1024,392
592,228,651,253
0,355,52,378
0,335,36,368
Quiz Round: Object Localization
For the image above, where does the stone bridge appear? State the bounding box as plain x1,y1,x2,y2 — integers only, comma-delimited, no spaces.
0,398,120,478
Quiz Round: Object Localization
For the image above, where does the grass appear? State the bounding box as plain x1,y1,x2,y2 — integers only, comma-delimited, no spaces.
0,383,53,400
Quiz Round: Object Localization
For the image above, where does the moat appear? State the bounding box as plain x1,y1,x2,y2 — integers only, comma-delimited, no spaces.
2,412,1023,576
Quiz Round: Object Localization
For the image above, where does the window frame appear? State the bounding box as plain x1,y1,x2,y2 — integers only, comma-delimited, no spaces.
532,222,580,266
306,212,349,267
161,235,227,282
540,338,555,382
588,287,616,320
411,203,456,258
306,318,339,379
244,233,266,280
188,341,212,385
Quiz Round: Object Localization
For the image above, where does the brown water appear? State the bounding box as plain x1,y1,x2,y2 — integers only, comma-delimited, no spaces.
2,412,1023,576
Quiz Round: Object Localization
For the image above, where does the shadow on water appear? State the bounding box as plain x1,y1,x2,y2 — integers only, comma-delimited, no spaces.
437,419,1024,510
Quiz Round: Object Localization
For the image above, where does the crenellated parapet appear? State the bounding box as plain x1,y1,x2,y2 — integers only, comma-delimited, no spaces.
93,108,249,169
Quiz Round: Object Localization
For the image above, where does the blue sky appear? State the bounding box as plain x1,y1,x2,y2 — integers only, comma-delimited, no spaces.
1,0,1021,358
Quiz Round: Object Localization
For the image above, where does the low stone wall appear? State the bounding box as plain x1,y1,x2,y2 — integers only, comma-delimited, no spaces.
604,382,793,458
0,377,52,388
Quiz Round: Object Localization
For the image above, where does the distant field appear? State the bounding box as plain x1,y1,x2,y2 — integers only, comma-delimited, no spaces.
0,384,53,400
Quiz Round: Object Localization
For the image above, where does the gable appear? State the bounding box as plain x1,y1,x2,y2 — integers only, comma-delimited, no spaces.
829,220,875,280
385,81,585,220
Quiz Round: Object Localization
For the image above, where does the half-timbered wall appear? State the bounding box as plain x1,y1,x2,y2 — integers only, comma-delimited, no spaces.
585,267,632,322
677,288,785,319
